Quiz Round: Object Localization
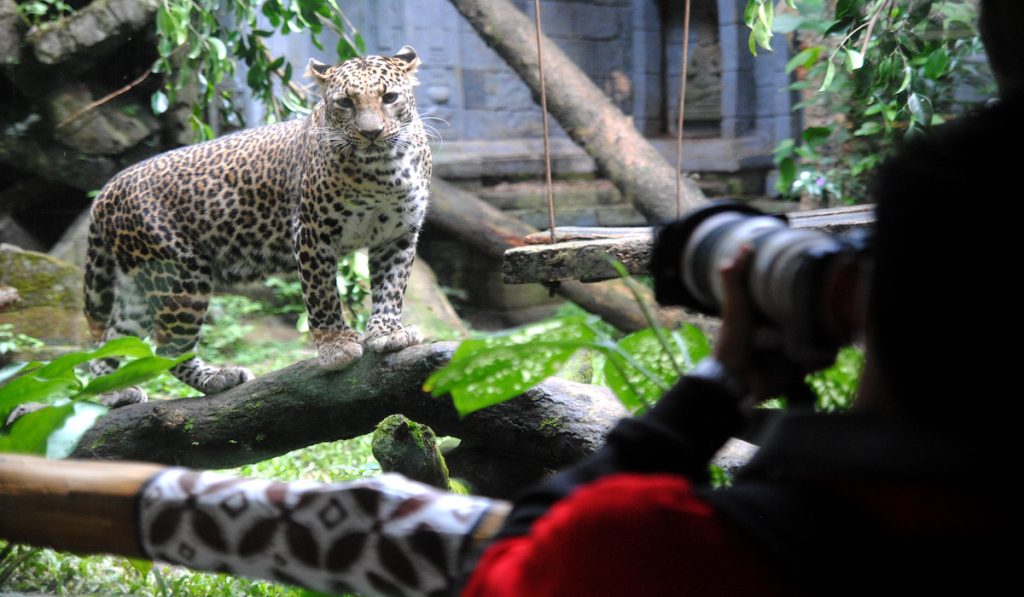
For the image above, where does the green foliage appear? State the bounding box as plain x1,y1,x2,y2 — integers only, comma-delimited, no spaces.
0,337,191,456
153,0,363,139
13,0,73,26
750,0,993,203
424,314,711,417
745,0,797,55
807,346,864,411
0,324,44,355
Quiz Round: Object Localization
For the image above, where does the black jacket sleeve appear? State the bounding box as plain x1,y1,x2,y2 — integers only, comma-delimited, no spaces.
497,374,746,538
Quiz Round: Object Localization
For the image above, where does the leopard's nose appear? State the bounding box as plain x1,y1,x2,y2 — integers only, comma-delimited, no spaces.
361,127,383,140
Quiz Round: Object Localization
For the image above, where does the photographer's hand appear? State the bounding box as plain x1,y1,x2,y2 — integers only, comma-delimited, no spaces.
715,246,814,404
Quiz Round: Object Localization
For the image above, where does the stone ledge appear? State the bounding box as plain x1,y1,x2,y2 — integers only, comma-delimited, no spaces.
432,135,777,180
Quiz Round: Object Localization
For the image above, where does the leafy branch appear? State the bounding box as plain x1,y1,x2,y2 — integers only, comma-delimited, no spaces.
0,337,192,456
747,0,992,203
152,0,364,140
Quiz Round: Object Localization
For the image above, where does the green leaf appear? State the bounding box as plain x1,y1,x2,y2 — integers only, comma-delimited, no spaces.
908,0,933,26
127,558,154,578
743,0,759,27
208,37,228,61
0,403,75,455
79,354,193,396
777,157,797,193
853,121,882,136
819,61,836,92
0,377,78,423
845,48,864,71
835,0,856,19
424,316,600,416
602,325,710,413
672,324,711,368
896,64,912,94
34,337,153,381
773,137,796,161
802,126,832,148
924,48,948,80
754,21,773,52
771,14,804,34
151,90,169,115
785,47,821,74
907,92,932,125
433,342,587,416
45,401,108,459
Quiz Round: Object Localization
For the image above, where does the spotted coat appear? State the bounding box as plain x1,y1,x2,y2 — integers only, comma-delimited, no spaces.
84,47,431,403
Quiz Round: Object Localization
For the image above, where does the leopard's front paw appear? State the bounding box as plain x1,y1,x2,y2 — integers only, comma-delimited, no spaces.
313,329,364,370
201,366,255,394
363,321,423,353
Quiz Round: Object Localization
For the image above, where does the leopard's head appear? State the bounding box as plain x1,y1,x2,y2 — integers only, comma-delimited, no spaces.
307,46,421,155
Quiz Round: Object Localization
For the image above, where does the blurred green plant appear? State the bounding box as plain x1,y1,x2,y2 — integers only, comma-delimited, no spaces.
152,0,364,140
747,0,993,203
0,324,44,356
424,314,711,417
0,337,191,456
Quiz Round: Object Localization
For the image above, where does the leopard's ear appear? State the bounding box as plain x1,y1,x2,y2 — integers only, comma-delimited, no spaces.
393,46,420,75
305,58,333,84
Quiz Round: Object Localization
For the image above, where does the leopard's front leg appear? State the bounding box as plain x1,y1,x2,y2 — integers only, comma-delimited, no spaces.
296,224,363,370
364,231,422,353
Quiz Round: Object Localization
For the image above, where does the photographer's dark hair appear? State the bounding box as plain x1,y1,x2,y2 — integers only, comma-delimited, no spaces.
870,97,1022,432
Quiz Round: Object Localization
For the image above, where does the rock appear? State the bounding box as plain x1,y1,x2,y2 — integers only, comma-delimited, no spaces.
29,0,160,68
0,216,46,252
48,208,91,270
0,243,87,347
50,85,159,155
0,285,19,310
0,0,23,66
372,414,451,490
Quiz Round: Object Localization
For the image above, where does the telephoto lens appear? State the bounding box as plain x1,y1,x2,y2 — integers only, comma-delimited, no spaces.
650,201,870,369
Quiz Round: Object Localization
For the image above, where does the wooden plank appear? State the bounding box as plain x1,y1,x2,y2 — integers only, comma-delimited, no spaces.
503,205,874,284
0,454,162,558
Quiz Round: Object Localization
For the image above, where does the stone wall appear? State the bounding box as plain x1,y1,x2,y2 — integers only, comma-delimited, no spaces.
249,0,797,162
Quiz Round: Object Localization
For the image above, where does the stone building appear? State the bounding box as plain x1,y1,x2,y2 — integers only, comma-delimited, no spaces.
253,0,797,191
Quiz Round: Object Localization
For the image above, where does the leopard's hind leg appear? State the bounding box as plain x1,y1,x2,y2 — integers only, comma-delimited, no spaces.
147,259,254,395
89,270,153,407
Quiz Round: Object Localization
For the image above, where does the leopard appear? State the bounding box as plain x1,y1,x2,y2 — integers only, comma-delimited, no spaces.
83,46,431,406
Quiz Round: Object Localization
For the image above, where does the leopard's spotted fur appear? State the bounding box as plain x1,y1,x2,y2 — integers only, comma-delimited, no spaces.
84,47,430,404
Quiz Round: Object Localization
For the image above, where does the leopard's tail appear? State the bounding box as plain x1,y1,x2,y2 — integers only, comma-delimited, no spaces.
83,204,115,342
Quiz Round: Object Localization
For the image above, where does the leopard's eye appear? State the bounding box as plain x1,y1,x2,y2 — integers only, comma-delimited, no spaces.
382,92,399,104
335,97,354,110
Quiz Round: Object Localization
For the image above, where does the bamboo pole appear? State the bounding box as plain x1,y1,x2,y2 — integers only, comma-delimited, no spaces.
0,454,162,557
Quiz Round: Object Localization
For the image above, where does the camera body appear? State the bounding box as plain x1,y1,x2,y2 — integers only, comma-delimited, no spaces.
651,201,871,370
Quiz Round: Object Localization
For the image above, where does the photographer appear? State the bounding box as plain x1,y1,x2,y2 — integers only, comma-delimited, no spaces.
463,2,1021,593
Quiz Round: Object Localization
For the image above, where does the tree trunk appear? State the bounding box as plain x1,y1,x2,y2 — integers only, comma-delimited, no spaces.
428,177,714,334
448,0,706,222
71,342,627,490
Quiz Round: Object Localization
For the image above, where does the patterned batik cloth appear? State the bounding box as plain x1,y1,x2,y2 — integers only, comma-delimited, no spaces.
137,469,503,596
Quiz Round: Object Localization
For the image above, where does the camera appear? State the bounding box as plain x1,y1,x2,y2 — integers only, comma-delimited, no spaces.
650,201,871,370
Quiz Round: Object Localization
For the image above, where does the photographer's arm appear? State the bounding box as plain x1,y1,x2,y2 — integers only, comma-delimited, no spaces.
463,248,796,595
494,247,761,539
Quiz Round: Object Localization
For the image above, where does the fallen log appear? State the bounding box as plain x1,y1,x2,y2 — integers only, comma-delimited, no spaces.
503,205,876,284
448,0,706,222
71,342,628,485
428,177,706,333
